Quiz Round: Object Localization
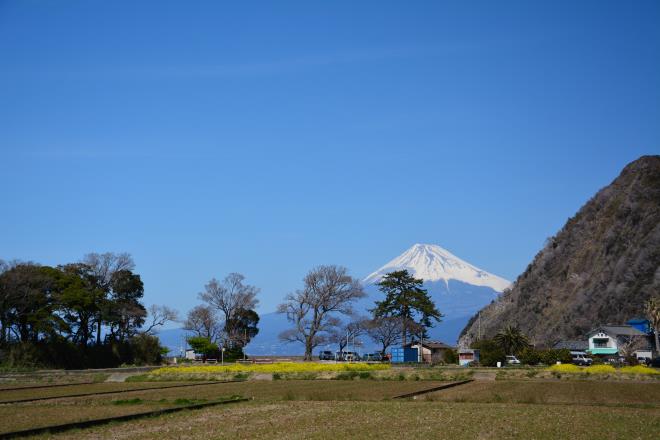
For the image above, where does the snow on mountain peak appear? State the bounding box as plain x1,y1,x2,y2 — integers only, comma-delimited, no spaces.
363,243,511,292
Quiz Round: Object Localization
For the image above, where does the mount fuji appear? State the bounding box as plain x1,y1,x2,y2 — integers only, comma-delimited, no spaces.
359,244,510,343
364,243,510,292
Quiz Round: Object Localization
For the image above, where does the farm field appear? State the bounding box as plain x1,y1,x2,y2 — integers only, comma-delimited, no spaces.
0,378,658,439
0,380,445,434
422,380,660,406
0,381,213,403
27,399,660,440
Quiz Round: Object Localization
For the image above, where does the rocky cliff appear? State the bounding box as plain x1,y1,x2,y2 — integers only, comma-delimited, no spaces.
459,155,660,347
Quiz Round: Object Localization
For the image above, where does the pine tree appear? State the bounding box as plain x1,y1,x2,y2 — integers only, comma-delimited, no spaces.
372,270,442,345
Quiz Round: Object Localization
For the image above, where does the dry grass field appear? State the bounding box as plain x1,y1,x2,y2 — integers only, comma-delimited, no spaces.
29,400,660,440
0,381,445,434
0,381,209,403
1,378,658,439
422,380,660,407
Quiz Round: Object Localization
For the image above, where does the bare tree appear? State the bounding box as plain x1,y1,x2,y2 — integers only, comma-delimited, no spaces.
82,252,135,287
141,305,179,335
366,317,402,356
82,252,135,344
198,273,259,347
184,305,222,342
277,265,366,360
329,317,368,354
618,335,648,359
646,297,660,355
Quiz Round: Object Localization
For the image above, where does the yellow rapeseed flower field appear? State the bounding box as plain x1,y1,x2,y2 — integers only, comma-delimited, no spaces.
547,364,582,373
547,364,659,375
619,365,660,375
584,365,617,374
152,362,390,375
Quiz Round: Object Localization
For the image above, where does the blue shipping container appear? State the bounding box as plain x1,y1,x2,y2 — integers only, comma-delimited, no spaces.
390,347,418,363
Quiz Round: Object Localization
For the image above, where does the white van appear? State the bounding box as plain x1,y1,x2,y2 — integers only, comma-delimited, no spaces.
570,351,592,366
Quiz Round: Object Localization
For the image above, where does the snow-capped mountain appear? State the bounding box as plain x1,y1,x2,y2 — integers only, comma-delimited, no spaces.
363,243,510,292
358,243,511,344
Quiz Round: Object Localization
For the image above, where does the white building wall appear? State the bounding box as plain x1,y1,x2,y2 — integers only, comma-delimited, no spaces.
588,332,617,350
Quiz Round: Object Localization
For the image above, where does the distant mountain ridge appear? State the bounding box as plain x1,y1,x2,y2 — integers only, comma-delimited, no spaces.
459,155,660,348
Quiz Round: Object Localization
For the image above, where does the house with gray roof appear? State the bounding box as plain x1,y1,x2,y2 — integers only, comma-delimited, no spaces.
553,340,589,352
587,325,653,358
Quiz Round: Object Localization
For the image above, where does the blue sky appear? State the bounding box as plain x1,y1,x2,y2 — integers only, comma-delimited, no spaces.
1,1,659,316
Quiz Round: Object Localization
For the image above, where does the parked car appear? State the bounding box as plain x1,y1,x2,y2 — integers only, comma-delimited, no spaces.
362,353,384,362
570,351,593,366
604,356,626,367
319,350,334,361
505,355,521,365
337,351,359,361
637,357,651,366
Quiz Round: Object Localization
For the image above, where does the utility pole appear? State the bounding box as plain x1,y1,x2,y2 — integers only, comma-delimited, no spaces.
420,333,423,364
352,332,356,360
478,311,482,341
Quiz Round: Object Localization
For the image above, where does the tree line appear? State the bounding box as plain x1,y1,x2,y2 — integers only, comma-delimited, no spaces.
277,265,442,360
0,253,176,368
180,266,444,362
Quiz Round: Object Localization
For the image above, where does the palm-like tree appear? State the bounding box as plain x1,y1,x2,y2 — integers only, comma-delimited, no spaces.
646,297,660,355
494,325,529,355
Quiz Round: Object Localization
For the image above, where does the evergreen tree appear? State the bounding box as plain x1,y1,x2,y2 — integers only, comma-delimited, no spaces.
225,308,260,348
372,270,442,345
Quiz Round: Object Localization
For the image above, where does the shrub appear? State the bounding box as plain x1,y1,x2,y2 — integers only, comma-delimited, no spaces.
130,334,165,366
443,349,458,365
590,356,604,365
538,349,572,365
624,356,639,366
518,347,541,365
5,343,42,368
471,339,505,367
186,337,219,359
223,346,246,363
